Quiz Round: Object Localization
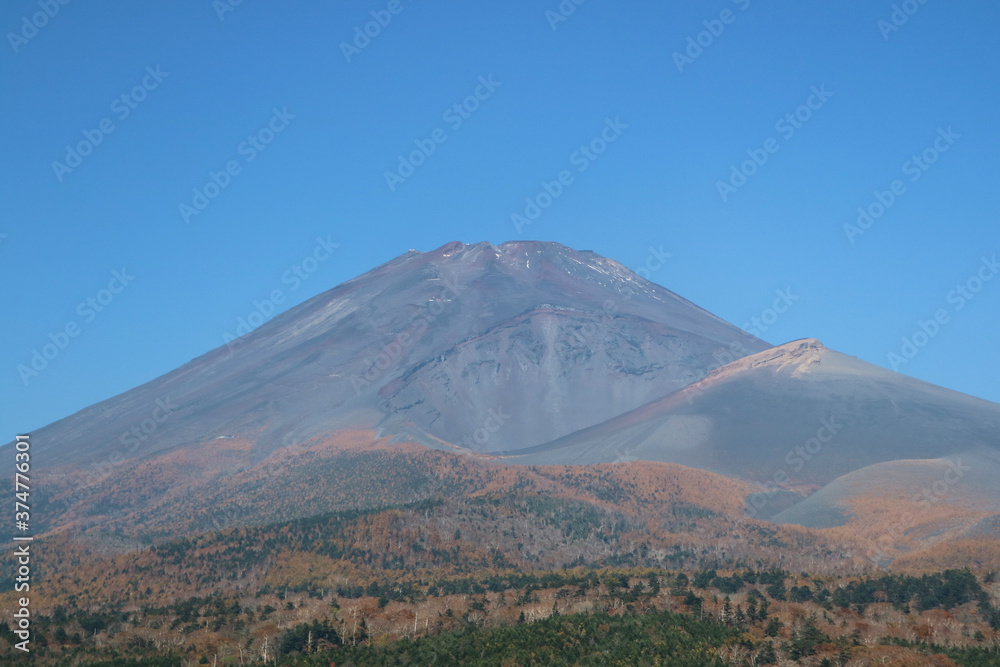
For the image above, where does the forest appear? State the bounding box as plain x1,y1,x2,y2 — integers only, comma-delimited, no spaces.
3,565,999,665
4,452,1000,665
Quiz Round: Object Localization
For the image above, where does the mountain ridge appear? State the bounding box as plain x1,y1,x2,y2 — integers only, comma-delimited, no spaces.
9,240,1000,571
21,240,771,469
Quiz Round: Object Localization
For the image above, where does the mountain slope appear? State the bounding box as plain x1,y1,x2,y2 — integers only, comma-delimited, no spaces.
504,339,1000,486
13,242,1000,570
23,241,769,474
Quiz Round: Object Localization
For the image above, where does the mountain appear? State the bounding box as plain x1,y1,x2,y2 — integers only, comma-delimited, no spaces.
11,241,1000,569
503,338,1000,483
501,338,1000,550
25,240,768,473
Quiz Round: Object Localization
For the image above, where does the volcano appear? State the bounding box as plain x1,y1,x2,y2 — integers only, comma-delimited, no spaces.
25,240,769,470
13,241,1000,554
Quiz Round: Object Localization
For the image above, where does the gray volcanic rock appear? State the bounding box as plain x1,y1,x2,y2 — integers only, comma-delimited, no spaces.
23,241,769,469
506,339,1000,486
14,241,1000,552
374,242,772,450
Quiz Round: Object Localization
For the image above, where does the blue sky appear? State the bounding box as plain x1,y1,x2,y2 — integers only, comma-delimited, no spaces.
2,0,998,438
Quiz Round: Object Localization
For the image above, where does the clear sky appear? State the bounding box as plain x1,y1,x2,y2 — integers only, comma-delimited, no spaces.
2,0,998,438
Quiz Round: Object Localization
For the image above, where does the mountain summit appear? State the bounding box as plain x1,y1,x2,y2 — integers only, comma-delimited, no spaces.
28,241,769,469
15,241,1000,563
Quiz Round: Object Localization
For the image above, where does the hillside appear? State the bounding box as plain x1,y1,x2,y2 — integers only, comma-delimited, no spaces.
505,339,1000,484
7,242,1000,664
18,241,769,475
